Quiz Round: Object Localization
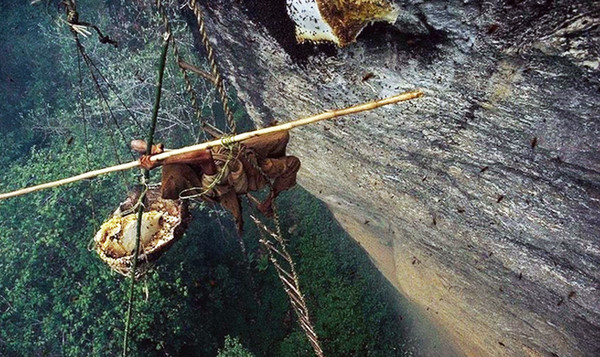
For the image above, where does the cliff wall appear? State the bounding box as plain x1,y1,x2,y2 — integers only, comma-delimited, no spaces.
187,1,600,356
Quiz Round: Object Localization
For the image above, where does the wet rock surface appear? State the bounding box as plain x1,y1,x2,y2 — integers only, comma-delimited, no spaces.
183,1,600,356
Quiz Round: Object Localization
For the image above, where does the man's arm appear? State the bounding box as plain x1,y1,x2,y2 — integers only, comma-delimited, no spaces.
130,139,217,175
163,151,217,175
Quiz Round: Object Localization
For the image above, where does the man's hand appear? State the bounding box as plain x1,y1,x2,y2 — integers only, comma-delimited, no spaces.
139,155,161,170
131,139,164,170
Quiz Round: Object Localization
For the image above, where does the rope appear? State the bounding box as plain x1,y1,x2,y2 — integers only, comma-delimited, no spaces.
236,120,322,354
157,9,297,339
80,55,143,133
177,145,236,200
250,213,325,357
64,0,117,47
75,39,137,162
157,0,244,229
67,0,143,139
68,4,133,190
219,134,237,148
76,45,100,247
157,0,215,141
188,0,237,134
242,134,323,354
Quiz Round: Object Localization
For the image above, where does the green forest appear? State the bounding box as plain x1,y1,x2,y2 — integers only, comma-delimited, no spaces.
0,1,415,356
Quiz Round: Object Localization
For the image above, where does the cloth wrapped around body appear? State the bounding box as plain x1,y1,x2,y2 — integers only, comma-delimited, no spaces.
94,131,299,276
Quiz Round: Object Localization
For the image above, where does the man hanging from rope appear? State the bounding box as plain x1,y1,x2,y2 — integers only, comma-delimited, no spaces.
131,131,300,234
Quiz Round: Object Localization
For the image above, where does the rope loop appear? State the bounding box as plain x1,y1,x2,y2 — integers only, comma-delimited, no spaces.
219,134,237,149
188,0,237,134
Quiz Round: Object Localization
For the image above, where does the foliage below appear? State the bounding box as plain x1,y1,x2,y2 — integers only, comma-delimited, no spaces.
217,336,255,357
0,142,411,356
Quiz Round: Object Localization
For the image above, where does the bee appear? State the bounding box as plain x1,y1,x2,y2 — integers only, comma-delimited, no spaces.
487,24,500,34
531,136,538,149
362,72,375,82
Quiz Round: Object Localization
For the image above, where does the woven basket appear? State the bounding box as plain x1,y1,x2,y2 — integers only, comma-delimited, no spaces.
94,187,190,278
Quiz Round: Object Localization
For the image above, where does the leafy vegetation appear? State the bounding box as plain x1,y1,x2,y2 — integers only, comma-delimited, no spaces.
217,336,255,357
0,1,412,356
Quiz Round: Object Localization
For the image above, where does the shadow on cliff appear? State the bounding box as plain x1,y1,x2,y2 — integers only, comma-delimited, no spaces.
239,0,447,65
359,19,447,64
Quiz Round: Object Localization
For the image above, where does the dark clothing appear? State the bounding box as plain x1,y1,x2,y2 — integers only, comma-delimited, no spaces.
160,131,300,233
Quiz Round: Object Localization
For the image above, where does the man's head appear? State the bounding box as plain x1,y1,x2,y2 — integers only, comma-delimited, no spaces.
130,140,164,155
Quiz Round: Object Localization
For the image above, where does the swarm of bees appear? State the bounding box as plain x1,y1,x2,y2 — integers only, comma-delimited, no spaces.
286,0,400,47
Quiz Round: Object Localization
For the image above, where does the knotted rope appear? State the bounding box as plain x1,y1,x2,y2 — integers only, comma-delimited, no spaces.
187,0,237,134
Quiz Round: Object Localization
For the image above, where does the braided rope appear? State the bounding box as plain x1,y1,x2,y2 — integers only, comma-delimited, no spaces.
250,215,325,357
154,3,323,356
219,134,237,148
157,2,206,133
188,0,237,134
177,145,236,200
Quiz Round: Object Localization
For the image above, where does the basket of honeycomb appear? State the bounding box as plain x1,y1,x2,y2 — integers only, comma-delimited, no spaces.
94,187,190,278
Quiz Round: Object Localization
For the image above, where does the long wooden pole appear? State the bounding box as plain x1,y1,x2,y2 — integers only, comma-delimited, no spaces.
122,33,170,357
0,90,423,200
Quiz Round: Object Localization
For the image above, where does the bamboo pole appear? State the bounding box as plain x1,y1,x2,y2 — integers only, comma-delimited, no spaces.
0,90,423,200
122,32,170,357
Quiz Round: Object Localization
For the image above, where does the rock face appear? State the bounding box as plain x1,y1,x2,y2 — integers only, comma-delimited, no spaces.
186,1,600,356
